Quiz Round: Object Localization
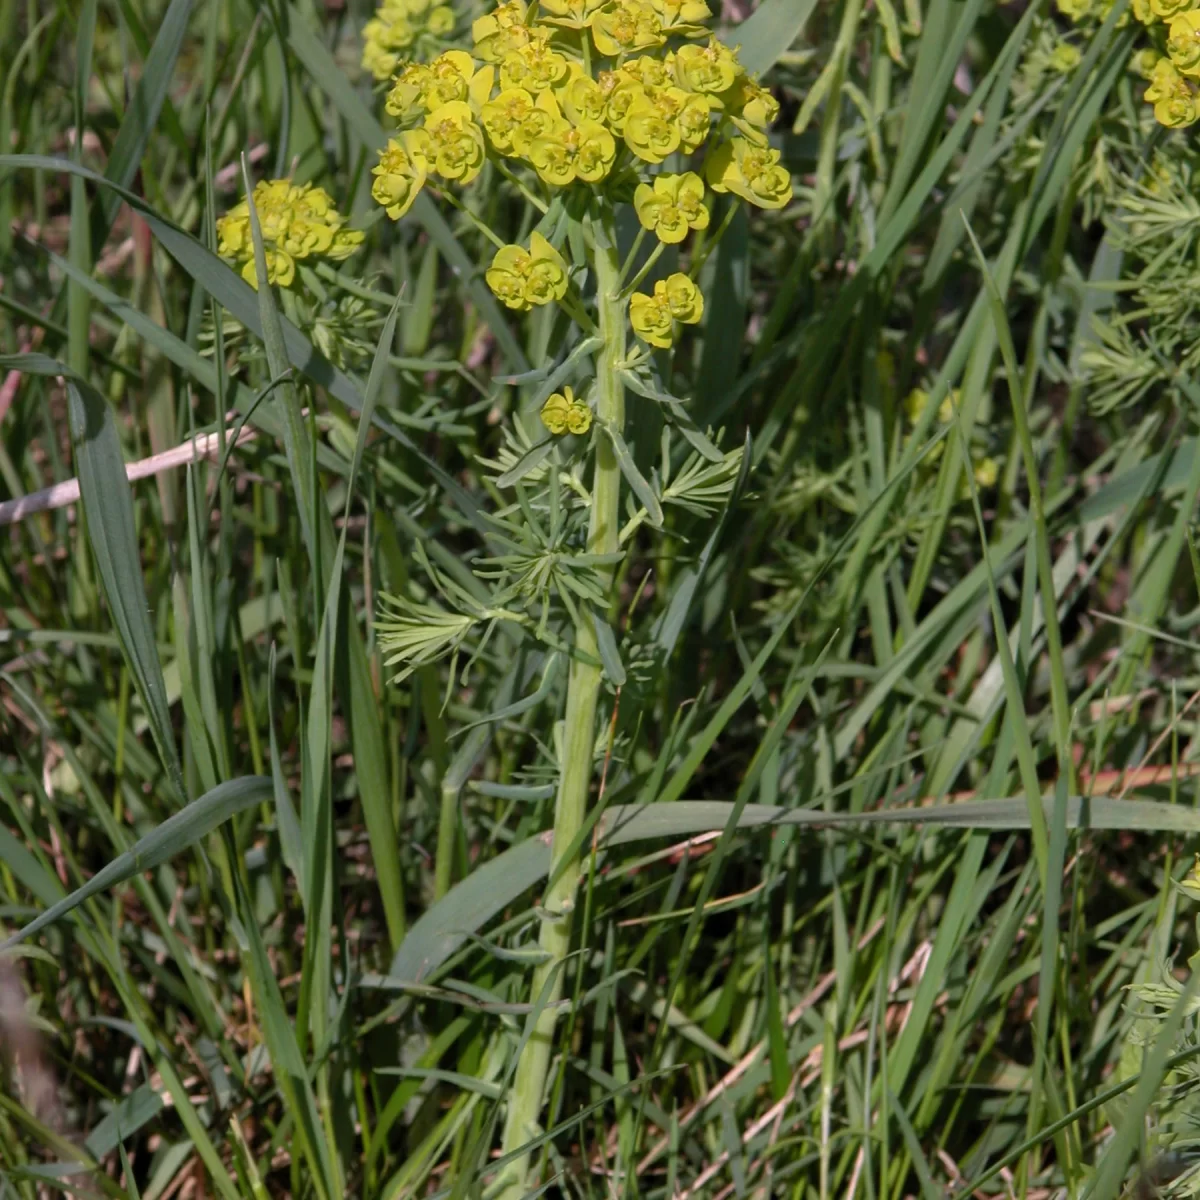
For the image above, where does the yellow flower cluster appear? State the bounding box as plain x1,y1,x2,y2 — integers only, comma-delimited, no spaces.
540,384,593,434
1062,0,1200,126
484,232,571,310
371,0,791,215
630,272,703,348
217,179,363,289
362,0,456,81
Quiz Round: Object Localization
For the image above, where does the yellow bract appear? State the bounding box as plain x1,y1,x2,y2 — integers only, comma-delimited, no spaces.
217,179,361,291
485,232,571,310
633,172,709,243
541,385,593,434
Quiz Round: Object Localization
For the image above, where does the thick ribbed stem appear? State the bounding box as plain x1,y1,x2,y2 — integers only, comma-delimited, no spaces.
496,223,625,1197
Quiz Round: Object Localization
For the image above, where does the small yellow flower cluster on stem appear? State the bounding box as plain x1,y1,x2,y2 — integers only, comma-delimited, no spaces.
216,179,363,289
540,384,593,433
369,0,792,347
1063,0,1200,127
362,0,456,80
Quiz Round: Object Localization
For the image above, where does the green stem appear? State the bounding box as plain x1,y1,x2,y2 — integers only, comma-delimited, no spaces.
495,218,625,1198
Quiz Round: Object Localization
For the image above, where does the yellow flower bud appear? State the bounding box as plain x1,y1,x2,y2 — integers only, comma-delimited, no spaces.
633,172,709,243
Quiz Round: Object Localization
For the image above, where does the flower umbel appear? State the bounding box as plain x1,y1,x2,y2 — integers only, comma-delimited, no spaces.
217,179,362,290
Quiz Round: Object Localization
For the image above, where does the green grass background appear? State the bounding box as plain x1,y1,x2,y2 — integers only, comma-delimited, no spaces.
5,0,1200,1196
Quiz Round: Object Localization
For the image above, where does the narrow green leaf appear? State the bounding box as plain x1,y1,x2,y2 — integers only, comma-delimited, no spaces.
66,375,185,801
0,776,272,950
604,421,662,528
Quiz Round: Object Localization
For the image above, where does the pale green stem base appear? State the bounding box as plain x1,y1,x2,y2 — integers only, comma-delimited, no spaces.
495,225,625,1198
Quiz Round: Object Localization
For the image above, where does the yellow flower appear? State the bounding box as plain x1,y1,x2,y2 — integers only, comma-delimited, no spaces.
1049,43,1081,73
903,388,928,423
621,53,676,90
530,118,618,184
472,0,532,61
619,88,696,163
560,67,609,124
1150,0,1196,20
541,385,592,435
630,289,674,348
705,137,793,209
592,0,666,56
500,34,570,93
1055,0,1093,19
541,389,571,434
423,100,486,182
974,457,999,489
573,121,618,181
1168,11,1200,75
328,229,366,260
485,232,570,311
674,38,742,96
538,0,607,28
604,77,649,133
481,86,538,153
511,94,568,157
729,77,780,143
633,172,709,243
216,206,250,258
386,63,432,118
660,273,703,323
676,92,714,151
648,0,712,35
241,247,295,290
372,131,431,219
387,51,476,118
1145,57,1200,125
1131,47,1163,78
565,397,593,434
280,216,335,258
361,1,456,80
